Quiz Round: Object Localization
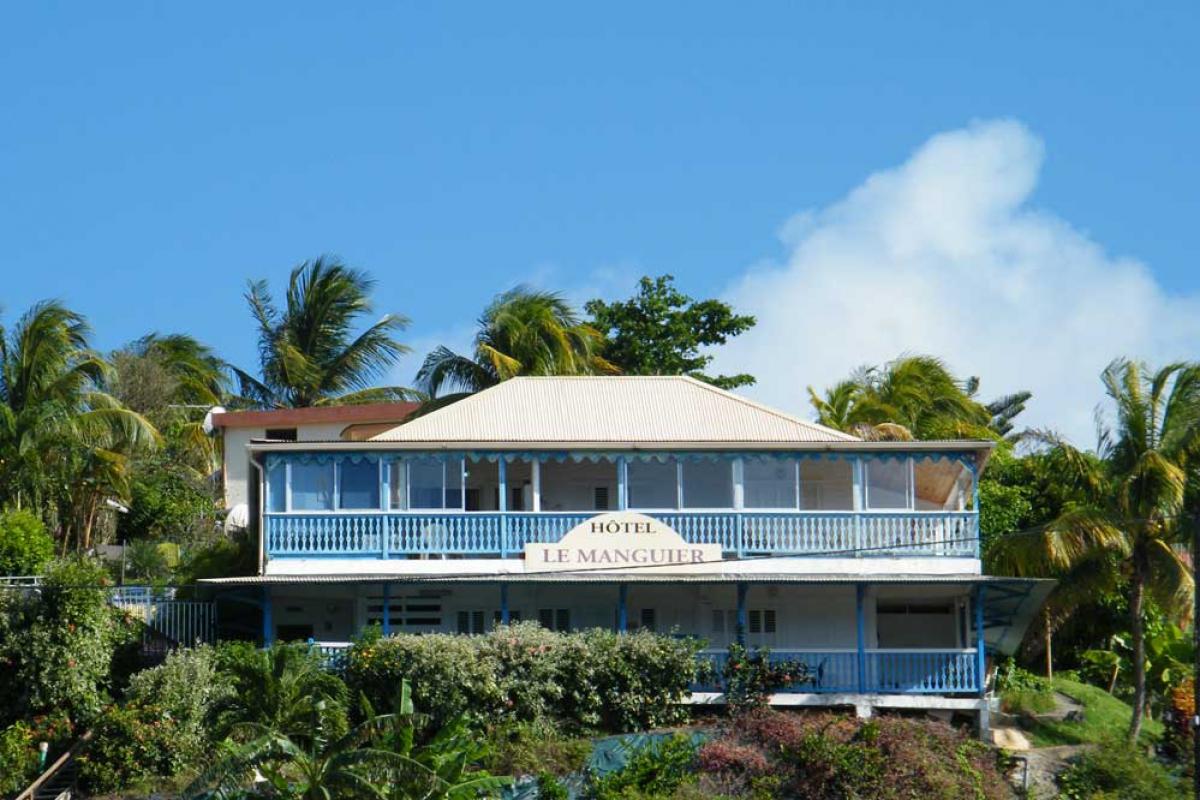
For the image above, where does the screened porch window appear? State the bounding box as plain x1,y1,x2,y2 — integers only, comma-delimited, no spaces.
627,460,678,509
865,458,913,509
291,462,334,510
338,459,380,510
266,460,287,512
405,457,465,510
682,460,733,508
800,459,853,510
743,459,798,509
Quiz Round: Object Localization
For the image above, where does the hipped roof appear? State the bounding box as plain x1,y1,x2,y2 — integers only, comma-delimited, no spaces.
364,376,858,445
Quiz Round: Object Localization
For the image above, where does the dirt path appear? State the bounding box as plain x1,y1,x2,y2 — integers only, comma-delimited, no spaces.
1018,744,1088,798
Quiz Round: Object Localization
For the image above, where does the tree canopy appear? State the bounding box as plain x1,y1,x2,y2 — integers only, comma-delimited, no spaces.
585,275,756,390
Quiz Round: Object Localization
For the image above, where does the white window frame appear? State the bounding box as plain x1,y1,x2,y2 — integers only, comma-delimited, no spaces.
741,458,802,511
863,457,915,510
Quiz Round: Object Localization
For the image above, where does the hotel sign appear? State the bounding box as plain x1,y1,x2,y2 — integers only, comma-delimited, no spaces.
524,512,722,573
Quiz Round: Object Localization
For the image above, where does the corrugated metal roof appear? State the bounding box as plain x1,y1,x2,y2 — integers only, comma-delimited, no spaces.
367,377,858,444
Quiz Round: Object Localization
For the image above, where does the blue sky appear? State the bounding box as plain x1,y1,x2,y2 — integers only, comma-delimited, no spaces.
2,3,1197,440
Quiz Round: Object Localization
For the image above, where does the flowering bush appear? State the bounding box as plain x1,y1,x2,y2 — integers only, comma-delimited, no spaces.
679,710,1015,799
344,622,704,733
722,643,810,712
1165,677,1195,771
76,702,187,794
0,556,139,725
0,721,40,794
696,738,770,777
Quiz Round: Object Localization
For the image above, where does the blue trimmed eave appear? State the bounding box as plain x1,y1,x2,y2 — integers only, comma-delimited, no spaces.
268,449,978,469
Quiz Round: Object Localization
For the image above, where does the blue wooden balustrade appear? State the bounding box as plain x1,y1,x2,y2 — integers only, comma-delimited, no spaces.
264,510,979,558
695,648,980,694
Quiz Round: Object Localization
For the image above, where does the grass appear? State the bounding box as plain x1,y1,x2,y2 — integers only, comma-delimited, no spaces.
1024,677,1163,748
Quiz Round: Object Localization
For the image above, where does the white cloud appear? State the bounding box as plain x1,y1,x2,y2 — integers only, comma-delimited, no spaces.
714,119,1200,446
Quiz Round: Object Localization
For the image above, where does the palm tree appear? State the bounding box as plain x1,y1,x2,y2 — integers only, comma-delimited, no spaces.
808,355,1003,440
0,302,159,549
990,358,1200,741
234,257,418,408
187,709,405,799
416,286,616,400
213,643,350,743
189,679,509,800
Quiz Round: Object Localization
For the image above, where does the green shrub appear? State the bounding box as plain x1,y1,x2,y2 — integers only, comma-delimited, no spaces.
558,629,702,731
0,509,54,576
588,734,699,800
344,623,704,733
117,459,216,545
485,719,593,777
124,645,233,767
996,661,1057,715
1058,738,1187,800
348,630,501,729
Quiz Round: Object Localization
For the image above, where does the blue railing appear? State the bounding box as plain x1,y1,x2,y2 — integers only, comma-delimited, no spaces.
264,510,978,558
696,648,980,694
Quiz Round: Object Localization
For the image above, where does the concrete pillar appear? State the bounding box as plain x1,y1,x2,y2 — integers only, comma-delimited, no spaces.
617,584,628,633
262,585,274,647
856,583,866,692
854,704,874,720
499,583,510,625
736,582,748,646
381,583,391,636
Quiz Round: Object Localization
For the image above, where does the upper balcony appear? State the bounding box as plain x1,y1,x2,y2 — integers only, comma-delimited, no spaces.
260,451,980,560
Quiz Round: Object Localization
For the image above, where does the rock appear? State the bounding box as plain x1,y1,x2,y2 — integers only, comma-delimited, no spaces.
992,727,1032,751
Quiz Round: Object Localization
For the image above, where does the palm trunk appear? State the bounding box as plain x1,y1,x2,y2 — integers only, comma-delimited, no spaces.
1127,558,1147,743
1043,608,1053,679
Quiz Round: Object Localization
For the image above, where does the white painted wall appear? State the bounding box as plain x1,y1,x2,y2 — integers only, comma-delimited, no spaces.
222,422,350,510
264,583,975,651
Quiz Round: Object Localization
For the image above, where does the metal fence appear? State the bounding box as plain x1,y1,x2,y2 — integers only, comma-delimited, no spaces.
111,596,216,648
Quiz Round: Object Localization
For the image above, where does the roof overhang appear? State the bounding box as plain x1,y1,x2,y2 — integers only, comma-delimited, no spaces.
245,438,994,456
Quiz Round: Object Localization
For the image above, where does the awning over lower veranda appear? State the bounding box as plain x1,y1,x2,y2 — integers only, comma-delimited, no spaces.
198,571,1053,657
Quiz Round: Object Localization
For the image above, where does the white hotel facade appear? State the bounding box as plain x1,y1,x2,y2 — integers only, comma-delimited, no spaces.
204,376,1051,728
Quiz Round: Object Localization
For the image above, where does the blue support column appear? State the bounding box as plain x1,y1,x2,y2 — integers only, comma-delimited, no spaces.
262,586,274,647
498,458,508,558
616,456,628,510
381,460,390,559
856,583,866,693
975,585,986,695
617,584,628,633
736,582,748,646
499,583,510,625
851,456,864,557
969,462,981,557
382,583,391,637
